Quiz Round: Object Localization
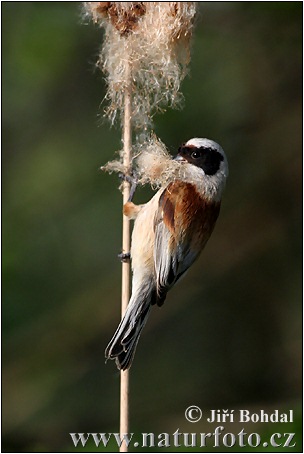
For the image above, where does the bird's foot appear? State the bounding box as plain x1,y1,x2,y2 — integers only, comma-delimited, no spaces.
118,252,131,263
118,171,138,202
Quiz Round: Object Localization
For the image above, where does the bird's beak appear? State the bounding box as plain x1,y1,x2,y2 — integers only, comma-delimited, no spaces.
174,154,187,162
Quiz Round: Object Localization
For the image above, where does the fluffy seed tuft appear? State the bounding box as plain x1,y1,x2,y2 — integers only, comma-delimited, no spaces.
83,2,196,128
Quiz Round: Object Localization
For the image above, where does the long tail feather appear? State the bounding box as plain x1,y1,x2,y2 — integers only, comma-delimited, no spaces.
105,284,156,370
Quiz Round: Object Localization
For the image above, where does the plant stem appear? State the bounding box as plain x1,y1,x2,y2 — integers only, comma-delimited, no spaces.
120,61,132,453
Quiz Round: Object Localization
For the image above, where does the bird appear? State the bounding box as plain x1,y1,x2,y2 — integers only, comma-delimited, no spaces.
105,138,228,370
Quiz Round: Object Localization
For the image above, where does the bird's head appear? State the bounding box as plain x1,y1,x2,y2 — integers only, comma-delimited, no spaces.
175,138,228,178
174,138,228,201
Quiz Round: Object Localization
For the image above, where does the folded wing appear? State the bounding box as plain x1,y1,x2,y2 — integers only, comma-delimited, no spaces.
153,181,220,305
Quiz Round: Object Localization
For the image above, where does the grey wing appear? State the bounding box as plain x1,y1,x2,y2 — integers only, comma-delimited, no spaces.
153,203,199,305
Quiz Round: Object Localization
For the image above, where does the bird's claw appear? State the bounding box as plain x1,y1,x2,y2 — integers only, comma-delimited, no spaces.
118,172,136,184
118,172,138,202
118,252,131,263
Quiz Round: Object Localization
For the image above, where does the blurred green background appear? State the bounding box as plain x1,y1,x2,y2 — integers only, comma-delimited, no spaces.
2,2,302,453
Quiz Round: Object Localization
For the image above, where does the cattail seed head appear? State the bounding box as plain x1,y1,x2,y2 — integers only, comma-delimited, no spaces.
85,2,197,190
84,2,196,129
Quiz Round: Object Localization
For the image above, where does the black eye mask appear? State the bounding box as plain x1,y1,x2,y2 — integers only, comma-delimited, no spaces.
177,146,224,176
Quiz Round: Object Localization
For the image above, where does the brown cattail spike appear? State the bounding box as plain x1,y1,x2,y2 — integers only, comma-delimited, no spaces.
84,2,146,35
107,3,146,36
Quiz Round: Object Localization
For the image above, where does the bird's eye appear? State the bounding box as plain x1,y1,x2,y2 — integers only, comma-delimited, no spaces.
191,151,201,159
